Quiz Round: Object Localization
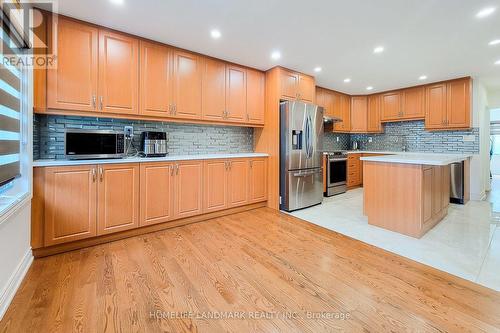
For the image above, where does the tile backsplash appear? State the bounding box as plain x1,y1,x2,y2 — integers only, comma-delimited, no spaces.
350,121,479,154
34,115,254,159
33,117,479,160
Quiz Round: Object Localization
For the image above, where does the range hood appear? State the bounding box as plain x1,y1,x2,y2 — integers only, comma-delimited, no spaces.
323,115,342,123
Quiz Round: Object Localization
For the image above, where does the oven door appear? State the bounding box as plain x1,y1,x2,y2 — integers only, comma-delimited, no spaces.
328,158,347,186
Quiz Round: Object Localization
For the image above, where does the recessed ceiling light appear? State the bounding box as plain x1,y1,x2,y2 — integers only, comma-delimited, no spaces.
210,29,221,39
476,7,496,18
489,39,500,46
110,0,124,5
419,75,428,80
495,59,500,65
373,46,384,54
366,86,374,91
343,78,351,83
271,51,281,60
314,67,322,73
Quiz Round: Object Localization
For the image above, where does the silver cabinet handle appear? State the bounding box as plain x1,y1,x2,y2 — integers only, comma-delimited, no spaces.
99,167,103,182
99,96,103,110
250,161,253,168
170,165,175,176
92,168,96,182
176,164,179,175
92,95,96,109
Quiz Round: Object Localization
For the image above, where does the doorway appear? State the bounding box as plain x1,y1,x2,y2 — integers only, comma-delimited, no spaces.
488,108,500,212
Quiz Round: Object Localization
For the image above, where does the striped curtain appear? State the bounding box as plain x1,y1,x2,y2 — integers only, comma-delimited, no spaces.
0,25,22,186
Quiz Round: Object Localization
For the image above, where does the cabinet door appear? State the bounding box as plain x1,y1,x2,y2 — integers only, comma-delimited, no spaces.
332,93,343,131
350,96,368,133
402,87,424,119
203,160,228,213
447,79,471,128
249,159,267,203
280,69,299,100
338,95,351,131
425,83,447,129
139,41,172,117
140,163,174,226
174,161,203,218
44,165,97,246
381,92,401,120
347,155,361,187
97,164,139,235
441,165,450,210
298,75,315,102
367,94,382,133
247,69,265,124
202,57,226,121
226,65,247,122
47,17,98,112
98,30,139,115
172,50,202,119
228,159,249,207
431,166,443,216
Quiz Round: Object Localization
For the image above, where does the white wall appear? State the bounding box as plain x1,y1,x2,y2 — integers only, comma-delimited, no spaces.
470,80,489,200
0,202,33,319
489,91,500,109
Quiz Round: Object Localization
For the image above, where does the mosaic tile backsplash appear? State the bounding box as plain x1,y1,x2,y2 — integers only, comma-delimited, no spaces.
34,115,254,159
350,121,479,154
33,116,479,160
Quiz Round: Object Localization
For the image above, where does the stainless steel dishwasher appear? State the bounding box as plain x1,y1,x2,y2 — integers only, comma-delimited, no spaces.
450,162,464,204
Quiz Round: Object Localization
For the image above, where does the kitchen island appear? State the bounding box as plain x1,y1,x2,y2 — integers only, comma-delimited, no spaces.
361,154,470,238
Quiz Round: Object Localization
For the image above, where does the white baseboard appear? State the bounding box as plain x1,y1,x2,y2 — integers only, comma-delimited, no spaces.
471,191,486,201
0,249,33,321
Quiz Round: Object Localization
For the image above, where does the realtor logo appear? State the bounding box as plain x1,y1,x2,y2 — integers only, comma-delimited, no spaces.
1,0,58,68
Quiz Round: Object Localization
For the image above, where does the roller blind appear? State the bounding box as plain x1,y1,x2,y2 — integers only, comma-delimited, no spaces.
0,24,22,187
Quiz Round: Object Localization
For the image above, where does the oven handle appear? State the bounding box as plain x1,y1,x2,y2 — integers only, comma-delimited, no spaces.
329,158,347,162
293,169,323,177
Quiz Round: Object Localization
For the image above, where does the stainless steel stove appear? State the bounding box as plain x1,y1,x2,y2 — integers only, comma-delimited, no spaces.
323,151,348,196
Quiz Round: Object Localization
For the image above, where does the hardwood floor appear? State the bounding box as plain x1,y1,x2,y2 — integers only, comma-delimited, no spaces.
1,207,499,332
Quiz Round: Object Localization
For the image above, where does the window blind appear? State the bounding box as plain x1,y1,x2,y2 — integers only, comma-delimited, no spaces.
0,24,22,187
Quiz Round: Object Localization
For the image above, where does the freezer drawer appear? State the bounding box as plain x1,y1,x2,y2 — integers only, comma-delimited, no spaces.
280,168,323,212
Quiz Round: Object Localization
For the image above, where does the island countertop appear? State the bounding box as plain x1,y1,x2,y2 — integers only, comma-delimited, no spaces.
360,153,472,166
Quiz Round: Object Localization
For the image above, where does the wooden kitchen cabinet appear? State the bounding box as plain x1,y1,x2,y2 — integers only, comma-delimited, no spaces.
139,41,172,118
97,163,140,235
402,87,425,119
140,163,174,226
350,96,368,133
171,50,203,119
425,78,471,130
280,68,315,102
98,30,139,115
347,154,362,187
381,91,401,121
316,87,334,117
225,65,247,122
202,57,226,121
203,160,229,213
249,158,268,203
173,161,204,218
334,94,351,132
228,159,250,207
47,17,99,112
246,68,265,124
367,94,383,133
44,165,97,246
423,165,450,227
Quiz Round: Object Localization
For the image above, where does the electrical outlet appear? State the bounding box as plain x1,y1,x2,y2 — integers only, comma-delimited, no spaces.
368,137,373,143
336,136,340,142
124,126,133,138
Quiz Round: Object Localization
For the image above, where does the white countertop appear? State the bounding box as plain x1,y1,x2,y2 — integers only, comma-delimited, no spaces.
360,153,472,166
33,153,269,167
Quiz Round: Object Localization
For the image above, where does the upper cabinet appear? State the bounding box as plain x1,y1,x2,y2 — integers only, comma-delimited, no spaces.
280,68,315,103
350,96,368,133
381,87,424,122
41,14,265,127
367,94,383,133
425,78,471,130
47,17,98,112
98,30,139,115
171,50,203,120
246,69,265,125
139,41,172,117
334,93,351,132
316,87,334,117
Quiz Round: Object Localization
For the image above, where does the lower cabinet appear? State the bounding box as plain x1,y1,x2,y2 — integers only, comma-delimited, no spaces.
36,157,267,249
347,154,362,187
423,165,450,226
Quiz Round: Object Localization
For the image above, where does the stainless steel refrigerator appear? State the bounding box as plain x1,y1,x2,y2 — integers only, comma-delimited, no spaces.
280,100,324,212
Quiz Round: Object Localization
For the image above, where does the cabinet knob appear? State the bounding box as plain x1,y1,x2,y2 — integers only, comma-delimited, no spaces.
99,167,103,182
99,96,103,110
92,168,96,182
92,95,96,109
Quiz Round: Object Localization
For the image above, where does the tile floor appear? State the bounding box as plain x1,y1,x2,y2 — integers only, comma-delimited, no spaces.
291,184,500,292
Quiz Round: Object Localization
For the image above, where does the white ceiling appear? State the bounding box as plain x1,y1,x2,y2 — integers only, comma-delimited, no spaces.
56,0,500,94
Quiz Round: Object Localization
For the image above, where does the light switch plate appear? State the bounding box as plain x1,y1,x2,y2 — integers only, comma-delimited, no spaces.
368,137,373,143
462,135,475,142
124,126,133,138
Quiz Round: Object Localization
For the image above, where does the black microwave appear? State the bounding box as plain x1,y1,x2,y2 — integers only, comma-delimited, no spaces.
65,130,125,160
